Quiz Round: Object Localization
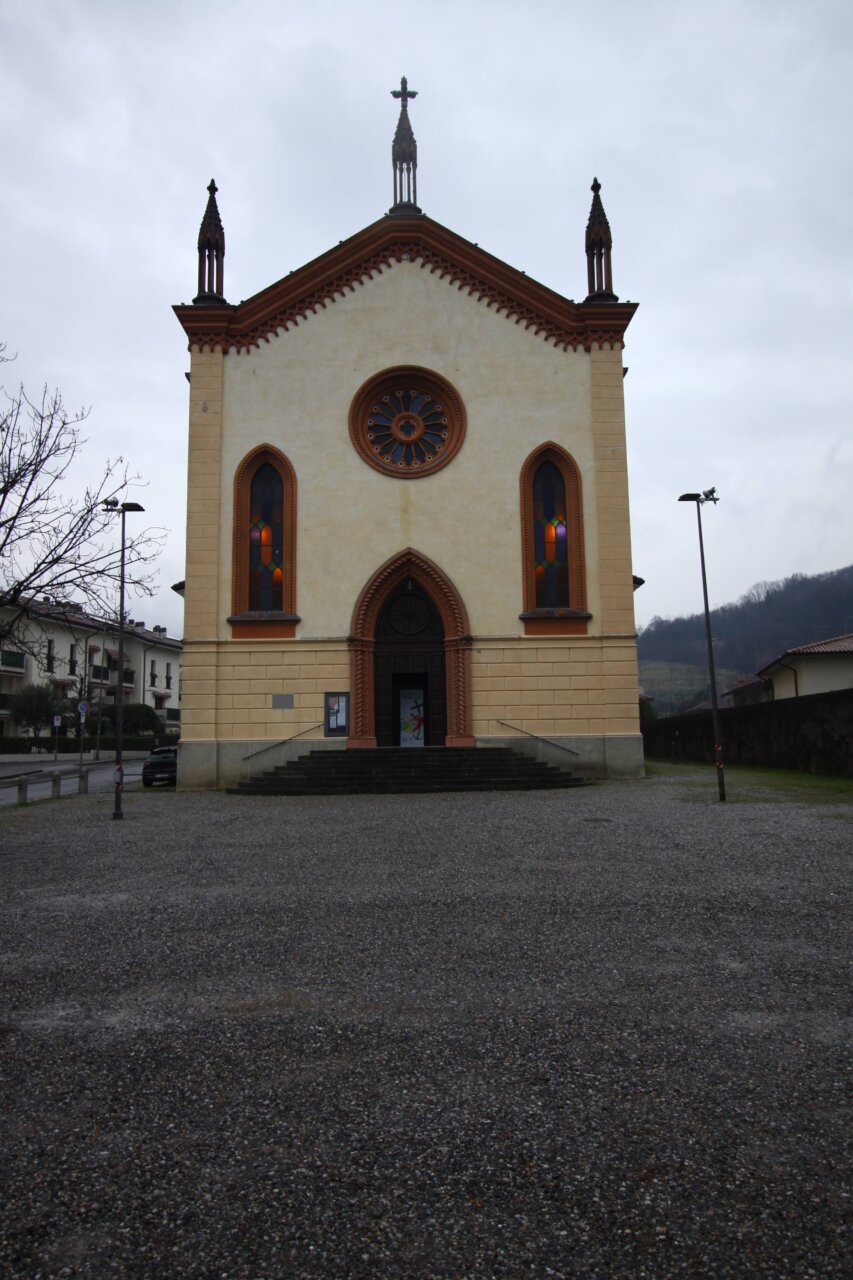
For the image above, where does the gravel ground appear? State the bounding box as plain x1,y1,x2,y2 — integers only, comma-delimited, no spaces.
1,769,850,1278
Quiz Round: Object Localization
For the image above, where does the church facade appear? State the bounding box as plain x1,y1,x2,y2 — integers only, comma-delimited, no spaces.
174,84,643,788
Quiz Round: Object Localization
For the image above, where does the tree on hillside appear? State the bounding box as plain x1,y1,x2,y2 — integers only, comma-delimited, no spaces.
0,345,164,648
8,682,65,737
637,565,853,673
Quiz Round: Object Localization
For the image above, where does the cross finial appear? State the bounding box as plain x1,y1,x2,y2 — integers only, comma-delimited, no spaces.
207,178,218,198
389,76,421,213
391,76,417,107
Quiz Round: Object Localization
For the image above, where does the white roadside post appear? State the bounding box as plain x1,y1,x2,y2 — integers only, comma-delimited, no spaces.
78,701,89,784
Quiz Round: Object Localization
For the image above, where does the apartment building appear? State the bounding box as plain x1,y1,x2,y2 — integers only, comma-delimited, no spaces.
0,598,182,735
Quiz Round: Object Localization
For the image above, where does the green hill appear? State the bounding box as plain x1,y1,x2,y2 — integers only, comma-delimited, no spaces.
637,565,853,713
638,660,744,716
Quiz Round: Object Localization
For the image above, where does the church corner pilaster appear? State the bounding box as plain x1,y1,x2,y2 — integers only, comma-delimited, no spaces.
184,346,225,646
588,347,639,714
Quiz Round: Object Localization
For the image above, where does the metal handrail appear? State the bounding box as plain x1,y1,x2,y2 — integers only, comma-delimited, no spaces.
241,723,324,764
495,720,580,757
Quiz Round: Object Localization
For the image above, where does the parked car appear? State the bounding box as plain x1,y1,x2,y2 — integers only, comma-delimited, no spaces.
141,746,177,787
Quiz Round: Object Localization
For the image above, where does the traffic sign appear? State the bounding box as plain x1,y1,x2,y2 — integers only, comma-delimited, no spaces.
78,701,89,714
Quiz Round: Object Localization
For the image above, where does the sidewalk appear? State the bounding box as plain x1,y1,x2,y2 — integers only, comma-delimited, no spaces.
0,751,149,777
1,769,849,1277
0,750,149,769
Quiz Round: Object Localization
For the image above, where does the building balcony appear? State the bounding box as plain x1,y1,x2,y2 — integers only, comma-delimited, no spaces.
89,667,135,693
105,670,135,693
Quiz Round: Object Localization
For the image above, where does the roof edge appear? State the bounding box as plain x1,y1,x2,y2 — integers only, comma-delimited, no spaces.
174,213,638,355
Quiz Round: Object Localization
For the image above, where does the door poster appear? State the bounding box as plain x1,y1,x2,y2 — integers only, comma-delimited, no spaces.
399,689,425,747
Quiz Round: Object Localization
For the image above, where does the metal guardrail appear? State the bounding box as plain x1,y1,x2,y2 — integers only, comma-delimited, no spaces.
495,720,580,757
0,764,101,804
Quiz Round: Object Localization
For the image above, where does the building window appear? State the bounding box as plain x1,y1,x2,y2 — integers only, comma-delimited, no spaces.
519,442,590,636
165,662,172,690
349,366,466,478
229,445,298,637
532,461,570,609
150,659,157,687
46,639,55,673
249,463,284,610
69,643,77,676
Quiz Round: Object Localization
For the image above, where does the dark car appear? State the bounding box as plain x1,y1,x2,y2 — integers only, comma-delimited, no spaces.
141,746,177,787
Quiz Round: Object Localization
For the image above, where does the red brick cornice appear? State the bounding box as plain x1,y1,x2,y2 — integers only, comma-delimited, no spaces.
174,214,638,355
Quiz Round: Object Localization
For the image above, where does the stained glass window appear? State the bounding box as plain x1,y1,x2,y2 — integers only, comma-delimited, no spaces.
366,388,448,470
532,461,569,609
248,463,284,610
350,368,466,478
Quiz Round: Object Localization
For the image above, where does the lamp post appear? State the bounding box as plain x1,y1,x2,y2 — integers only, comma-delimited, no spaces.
678,487,726,802
103,499,145,820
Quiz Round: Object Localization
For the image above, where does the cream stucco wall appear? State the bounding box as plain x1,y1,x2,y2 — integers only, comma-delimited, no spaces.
180,257,641,780
771,655,853,699
217,262,600,640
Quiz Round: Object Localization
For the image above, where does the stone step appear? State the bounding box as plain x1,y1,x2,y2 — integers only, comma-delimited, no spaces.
231,746,587,796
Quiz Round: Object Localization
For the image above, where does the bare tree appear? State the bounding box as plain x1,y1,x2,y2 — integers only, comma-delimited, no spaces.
0,346,164,647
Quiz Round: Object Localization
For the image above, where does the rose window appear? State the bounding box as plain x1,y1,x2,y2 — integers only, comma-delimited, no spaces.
388,592,431,635
349,367,466,478
368,388,447,469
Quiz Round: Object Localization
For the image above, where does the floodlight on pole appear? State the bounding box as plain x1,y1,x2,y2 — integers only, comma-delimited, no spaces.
102,500,145,820
678,488,726,801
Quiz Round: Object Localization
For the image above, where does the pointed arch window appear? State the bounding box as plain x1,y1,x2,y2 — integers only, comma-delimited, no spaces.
229,445,299,638
520,443,590,635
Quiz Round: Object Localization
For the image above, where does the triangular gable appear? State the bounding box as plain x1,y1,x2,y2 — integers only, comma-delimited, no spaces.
174,213,637,354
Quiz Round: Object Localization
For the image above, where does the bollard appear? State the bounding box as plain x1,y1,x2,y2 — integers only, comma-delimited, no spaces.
51,773,62,799
17,779,28,804
78,768,89,795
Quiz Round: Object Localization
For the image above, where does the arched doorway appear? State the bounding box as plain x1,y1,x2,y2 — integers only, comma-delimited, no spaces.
348,549,474,748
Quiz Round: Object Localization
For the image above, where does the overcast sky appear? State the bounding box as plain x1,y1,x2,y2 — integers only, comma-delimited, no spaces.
2,0,851,640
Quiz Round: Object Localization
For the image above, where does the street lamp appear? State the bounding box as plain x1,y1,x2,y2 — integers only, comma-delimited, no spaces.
678,487,726,802
103,499,145,820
